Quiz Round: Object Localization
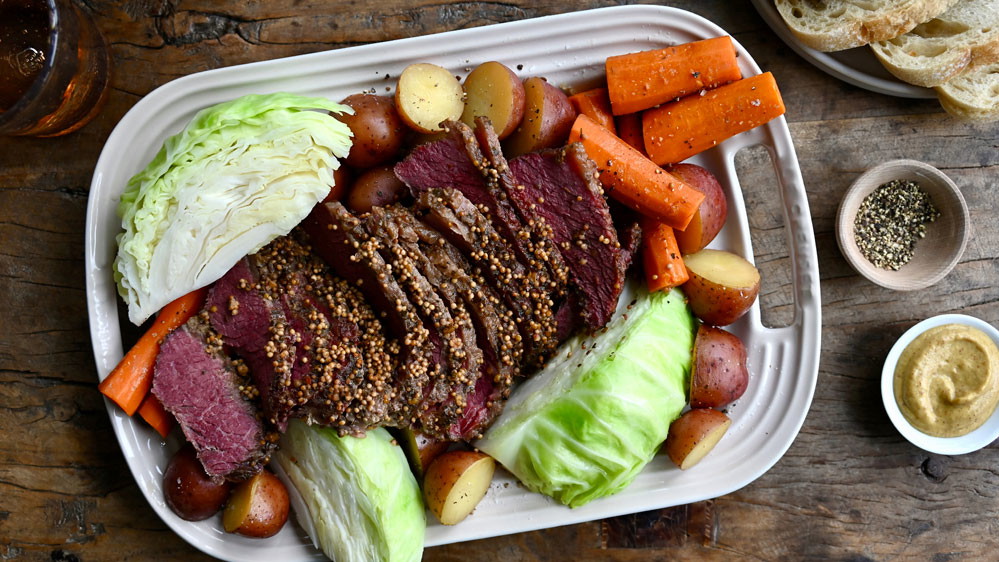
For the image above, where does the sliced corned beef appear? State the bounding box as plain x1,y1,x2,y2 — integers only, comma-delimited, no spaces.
303,201,435,427
395,121,562,353
415,187,560,363
508,142,628,329
207,236,396,436
472,116,571,296
380,205,511,439
364,206,484,437
152,318,274,481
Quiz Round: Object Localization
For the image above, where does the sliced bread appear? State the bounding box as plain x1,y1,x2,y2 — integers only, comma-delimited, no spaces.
871,0,999,87
935,62,999,119
774,0,961,52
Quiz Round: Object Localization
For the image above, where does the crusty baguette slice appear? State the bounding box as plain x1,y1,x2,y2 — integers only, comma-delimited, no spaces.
936,62,999,120
774,0,961,52
871,0,999,87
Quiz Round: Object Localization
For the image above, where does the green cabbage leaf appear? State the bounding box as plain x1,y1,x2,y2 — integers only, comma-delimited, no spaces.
273,420,425,562
113,93,352,325
476,286,696,508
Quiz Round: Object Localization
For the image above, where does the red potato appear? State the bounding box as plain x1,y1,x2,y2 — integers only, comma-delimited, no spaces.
503,77,577,158
395,63,465,134
664,408,732,470
690,325,749,408
682,249,760,327
396,428,450,480
423,450,495,525
163,444,231,521
336,93,407,169
323,166,352,203
222,470,290,538
668,163,728,254
346,165,407,214
460,61,526,140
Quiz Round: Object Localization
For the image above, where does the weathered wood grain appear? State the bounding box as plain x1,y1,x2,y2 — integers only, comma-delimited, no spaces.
2,0,998,560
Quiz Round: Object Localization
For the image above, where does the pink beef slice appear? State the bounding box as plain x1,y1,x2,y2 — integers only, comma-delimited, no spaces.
508,143,628,329
152,319,272,481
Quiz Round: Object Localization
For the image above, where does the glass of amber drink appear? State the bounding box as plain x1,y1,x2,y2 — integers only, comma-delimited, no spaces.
0,0,111,137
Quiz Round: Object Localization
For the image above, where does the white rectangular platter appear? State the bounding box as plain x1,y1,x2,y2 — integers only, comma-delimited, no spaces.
85,5,821,560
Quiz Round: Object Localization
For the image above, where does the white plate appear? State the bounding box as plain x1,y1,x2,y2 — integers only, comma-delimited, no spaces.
750,0,936,99
85,5,821,560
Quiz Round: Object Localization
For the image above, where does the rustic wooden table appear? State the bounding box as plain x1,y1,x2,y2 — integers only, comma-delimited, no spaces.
3,0,998,560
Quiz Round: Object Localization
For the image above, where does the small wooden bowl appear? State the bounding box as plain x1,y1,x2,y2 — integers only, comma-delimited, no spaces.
836,159,969,291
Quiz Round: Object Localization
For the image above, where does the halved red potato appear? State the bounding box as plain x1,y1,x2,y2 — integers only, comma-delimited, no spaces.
690,325,749,408
395,63,465,134
668,163,728,254
682,249,760,326
396,428,450,481
665,408,732,470
502,77,577,157
423,450,495,525
460,61,526,140
222,470,290,538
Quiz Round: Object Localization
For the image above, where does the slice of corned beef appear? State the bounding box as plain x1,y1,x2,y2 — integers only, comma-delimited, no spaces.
380,205,506,440
152,318,274,482
395,121,563,329
472,116,571,297
394,207,522,439
364,206,484,438
396,206,523,379
303,201,436,427
207,236,396,436
206,257,299,430
415,187,559,364
508,142,628,329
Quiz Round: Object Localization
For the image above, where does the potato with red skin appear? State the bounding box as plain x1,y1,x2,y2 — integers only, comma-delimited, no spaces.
395,63,465,134
690,325,749,408
222,469,290,538
336,93,406,169
460,61,526,140
163,444,231,521
668,163,728,254
346,165,407,214
396,427,450,481
503,77,577,158
423,450,495,525
664,408,732,470
323,166,353,203
682,249,760,326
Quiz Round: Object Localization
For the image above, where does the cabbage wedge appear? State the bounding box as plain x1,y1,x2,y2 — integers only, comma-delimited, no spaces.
274,420,425,562
114,93,352,325
476,286,696,508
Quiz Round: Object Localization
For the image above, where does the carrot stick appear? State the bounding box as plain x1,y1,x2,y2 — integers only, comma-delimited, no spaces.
568,88,616,134
606,36,742,115
137,393,174,439
98,288,207,415
641,218,689,291
568,113,704,230
642,71,786,166
614,112,645,153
